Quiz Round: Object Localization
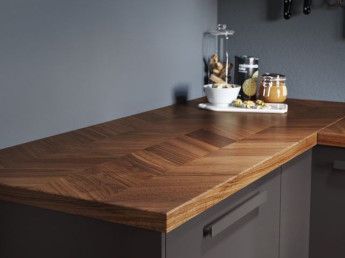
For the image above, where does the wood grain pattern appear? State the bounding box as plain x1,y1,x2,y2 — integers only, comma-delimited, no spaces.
1,98,345,232
318,118,345,147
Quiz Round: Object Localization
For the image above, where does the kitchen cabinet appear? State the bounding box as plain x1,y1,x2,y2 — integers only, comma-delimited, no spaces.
280,150,311,258
0,201,164,258
1,98,344,258
166,168,281,258
309,146,345,258
0,151,315,258
0,170,281,258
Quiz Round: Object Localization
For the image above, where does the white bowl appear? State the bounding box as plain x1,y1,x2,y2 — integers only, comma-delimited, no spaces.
204,84,241,107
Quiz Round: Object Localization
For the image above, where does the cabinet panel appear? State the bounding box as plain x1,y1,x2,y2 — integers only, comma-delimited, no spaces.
280,150,311,258
0,201,164,258
310,146,345,258
166,169,281,258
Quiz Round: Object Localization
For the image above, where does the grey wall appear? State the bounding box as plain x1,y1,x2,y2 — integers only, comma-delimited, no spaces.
0,0,216,149
219,0,345,102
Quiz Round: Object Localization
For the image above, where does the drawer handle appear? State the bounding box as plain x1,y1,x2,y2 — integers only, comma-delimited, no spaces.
333,160,345,171
204,191,267,238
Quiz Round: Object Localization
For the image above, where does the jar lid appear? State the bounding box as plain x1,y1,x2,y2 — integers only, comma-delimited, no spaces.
207,24,235,38
236,55,259,65
262,73,286,81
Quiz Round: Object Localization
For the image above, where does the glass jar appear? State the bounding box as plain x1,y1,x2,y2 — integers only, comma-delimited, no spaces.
203,24,235,86
258,73,288,103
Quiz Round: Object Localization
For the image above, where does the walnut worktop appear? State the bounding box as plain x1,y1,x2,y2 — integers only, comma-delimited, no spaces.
318,117,345,147
1,98,345,233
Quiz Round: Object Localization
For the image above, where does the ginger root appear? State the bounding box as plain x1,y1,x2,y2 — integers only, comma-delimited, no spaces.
208,53,233,84
210,74,226,84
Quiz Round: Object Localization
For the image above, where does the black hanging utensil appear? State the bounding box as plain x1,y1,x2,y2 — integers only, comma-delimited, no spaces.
284,0,293,19
303,0,312,14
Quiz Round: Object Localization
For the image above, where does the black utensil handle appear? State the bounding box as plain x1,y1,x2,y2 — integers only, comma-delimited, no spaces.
284,0,293,19
303,0,312,14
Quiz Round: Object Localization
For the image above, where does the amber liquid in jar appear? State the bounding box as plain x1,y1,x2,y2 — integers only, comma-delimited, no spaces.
258,73,287,103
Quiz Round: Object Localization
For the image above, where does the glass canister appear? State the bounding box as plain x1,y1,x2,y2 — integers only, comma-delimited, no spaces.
203,24,235,87
258,73,288,103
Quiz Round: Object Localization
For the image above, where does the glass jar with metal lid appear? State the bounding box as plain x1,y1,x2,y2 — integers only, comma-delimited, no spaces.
203,24,235,86
258,73,288,103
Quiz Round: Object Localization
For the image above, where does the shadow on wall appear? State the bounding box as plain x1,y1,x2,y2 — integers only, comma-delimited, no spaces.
266,0,283,20
266,0,345,39
173,84,190,105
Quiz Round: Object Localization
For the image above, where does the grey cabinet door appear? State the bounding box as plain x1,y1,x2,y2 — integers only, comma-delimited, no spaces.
166,169,281,258
310,146,345,258
0,201,165,258
280,150,312,258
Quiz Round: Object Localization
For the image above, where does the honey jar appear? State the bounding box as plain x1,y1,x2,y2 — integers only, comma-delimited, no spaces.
258,73,287,103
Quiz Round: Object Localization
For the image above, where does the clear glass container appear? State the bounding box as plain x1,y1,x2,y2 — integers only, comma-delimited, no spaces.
258,73,288,103
203,24,235,87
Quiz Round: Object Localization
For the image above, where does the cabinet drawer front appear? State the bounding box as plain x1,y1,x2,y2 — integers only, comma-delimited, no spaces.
166,169,280,258
204,191,267,238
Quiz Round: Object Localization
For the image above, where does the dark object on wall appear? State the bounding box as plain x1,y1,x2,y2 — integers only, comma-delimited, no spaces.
303,0,312,14
284,0,311,18
284,0,293,19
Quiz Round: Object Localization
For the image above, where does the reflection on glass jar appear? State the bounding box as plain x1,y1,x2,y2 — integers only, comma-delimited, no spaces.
258,73,288,103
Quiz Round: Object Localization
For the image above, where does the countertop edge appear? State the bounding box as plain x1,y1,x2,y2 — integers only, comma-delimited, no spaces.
318,117,345,148
0,183,167,232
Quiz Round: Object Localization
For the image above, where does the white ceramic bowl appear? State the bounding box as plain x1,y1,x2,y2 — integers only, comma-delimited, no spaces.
204,84,241,106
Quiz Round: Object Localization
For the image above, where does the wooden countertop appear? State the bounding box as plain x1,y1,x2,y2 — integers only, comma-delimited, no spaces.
318,118,345,147
1,98,345,233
